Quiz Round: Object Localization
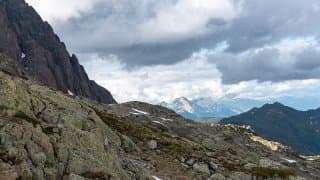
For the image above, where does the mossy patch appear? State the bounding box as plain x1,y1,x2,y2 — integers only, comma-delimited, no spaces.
96,111,205,158
251,167,296,179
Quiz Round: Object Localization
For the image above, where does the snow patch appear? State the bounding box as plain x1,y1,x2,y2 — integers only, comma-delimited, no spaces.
21,52,26,59
130,112,141,115
67,90,75,96
153,121,163,125
132,108,149,115
160,117,173,122
152,176,162,180
280,157,297,164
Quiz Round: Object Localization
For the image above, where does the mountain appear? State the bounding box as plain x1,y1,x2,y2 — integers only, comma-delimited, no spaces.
0,56,319,179
220,102,320,155
160,97,265,120
0,0,116,104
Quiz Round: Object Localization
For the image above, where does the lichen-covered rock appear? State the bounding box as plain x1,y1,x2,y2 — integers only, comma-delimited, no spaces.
209,161,219,171
259,158,282,169
209,173,226,180
120,134,141,153
0,162,19,180
193,163,210,175
68,173,86,180
227,172,252,180
148,140,157,150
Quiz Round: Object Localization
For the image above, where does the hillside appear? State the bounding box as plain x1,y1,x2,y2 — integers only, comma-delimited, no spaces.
221,103,320,156
0,55,319,179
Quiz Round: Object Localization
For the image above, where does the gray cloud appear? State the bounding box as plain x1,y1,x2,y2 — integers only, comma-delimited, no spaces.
208,38,320,83
49,0,320,82
295,49,320,70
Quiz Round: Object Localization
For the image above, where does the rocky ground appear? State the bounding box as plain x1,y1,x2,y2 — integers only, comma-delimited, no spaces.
0,54,319,179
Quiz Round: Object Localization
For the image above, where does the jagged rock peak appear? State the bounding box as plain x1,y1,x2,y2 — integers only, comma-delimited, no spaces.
0,0,116,104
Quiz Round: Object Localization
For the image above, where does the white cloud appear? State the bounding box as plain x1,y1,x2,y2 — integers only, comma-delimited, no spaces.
80,45,320,103
81,52,222,103
26,0,102,23
138,0,242,43
27,0,242,48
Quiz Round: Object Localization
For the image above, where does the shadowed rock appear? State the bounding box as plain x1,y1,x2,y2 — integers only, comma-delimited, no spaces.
0,0,116,104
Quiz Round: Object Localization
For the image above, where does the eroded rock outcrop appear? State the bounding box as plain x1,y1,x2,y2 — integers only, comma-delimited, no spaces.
0,0,116,104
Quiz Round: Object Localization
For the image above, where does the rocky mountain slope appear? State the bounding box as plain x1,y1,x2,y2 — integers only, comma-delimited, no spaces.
0,0,116,104
0,54,319,179
220,103,320,156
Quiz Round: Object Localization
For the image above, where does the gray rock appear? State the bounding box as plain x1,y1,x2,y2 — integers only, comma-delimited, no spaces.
209,173,226,180
227,172,252,180
68,173,85,180
121,159,150,180
244,163,257,170
44,168,58,180
120,135,141,153
259,158,281,169
57,123,65,129
181,163,190,169
209,161,218,171
288,176,306,180
206,152,217,157
148,140,157,150
32,168,44,180
0,133,11,148
31,152,47,168
7,146,18,159
104,137,109,150
193,163,210,175
186,158,196,166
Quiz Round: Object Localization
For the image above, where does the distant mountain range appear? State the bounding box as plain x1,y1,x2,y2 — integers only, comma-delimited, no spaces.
160,96,320,120
160,97,266,120
220,102,320,155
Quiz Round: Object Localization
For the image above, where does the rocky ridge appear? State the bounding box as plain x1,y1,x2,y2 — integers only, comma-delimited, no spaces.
0,0,116,104
0,54,319,179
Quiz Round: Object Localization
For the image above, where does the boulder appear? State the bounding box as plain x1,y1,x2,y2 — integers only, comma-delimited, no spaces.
193,163,210,175
209,161,219,171
120,134,141,153
243,163,257,170
259,158,282,169
186,158,196,166
209,173,226,180
148,140,157,150
68,173,86,180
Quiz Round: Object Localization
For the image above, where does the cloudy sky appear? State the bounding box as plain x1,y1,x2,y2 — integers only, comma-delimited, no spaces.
26,0,320,107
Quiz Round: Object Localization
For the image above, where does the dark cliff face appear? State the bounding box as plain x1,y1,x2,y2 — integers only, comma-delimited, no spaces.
0,0,116,104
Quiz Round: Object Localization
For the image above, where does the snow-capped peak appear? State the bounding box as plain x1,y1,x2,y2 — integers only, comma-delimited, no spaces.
160,97,265,120
174,97,194,113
